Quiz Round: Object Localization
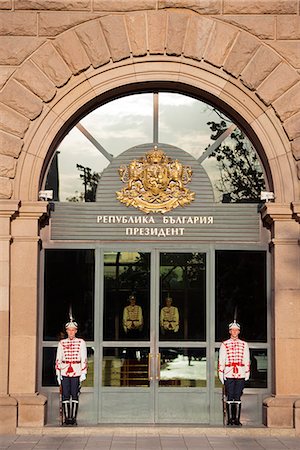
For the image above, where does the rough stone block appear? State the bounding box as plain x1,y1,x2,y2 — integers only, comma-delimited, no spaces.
159,0,221,14
0,177,12,199
277,16,300,40
0,155,16,178
273,82,300,122
100,15,130,62
94,0,156,11
14,61,56,103
241,45,281,90
0,12,37,36
0,37,45,65
204,22,238,68
292,138,300,161
0,80,43,120
38,12,99,37
166,10,189,56
0,103,29,138
126,12,147,57
15,0,91,10
184,15,213,61
224,0,298,14
53,30,91,75
268,42,300,69
31,42,72,88
76,20,110,68
147,11,167,54
283,112,300,140
223,32,259,78
220,15,275,40
0,396,17,434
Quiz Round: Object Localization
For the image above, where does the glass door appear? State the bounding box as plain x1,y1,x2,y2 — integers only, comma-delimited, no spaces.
99,250,208,424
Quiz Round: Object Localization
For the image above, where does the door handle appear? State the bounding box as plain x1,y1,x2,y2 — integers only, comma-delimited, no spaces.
148,353,154,380
156,352,161,381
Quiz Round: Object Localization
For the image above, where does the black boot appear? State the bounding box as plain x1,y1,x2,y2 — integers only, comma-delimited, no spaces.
230,402,237,426
70,400,79,426
234,402,242,426
62,401,71,426
226,402,233,425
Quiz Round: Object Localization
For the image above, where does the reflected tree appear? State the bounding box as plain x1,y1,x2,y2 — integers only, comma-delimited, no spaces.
66,164,101,202
207,117,265,202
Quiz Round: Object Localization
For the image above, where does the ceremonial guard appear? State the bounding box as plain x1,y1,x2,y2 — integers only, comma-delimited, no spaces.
160,296,179,334
55,316,87,426
218,320,250,426
123,294,143,334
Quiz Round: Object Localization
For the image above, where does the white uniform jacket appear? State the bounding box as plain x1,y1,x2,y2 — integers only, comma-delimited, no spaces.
56,337,87,378
218,338,250,384
160,306,179,332
123,305,143,332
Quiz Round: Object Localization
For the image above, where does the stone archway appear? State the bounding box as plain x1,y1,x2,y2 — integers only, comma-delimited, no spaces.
0,10,299,202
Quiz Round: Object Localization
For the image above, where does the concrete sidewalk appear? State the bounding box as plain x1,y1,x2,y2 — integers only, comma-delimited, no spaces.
1,427,300,449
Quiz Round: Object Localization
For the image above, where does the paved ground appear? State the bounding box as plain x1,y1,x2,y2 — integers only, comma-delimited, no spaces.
1,428,300,450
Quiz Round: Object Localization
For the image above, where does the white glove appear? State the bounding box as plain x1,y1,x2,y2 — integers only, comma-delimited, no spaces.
80,373,86,383
57,376,62,386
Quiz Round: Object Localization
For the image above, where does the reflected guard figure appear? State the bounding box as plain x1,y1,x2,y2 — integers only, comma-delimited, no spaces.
123,294,143,335
218,320,250,426
55,316,87,426
160,296,179,334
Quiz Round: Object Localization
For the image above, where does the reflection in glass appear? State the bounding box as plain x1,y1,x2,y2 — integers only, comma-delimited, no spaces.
42,347,94,387
103,252,150,341
159,348,206,387
160,253,206,341
215,250,267,342
214,349,267,389
102,348,150,387
43,249,95,341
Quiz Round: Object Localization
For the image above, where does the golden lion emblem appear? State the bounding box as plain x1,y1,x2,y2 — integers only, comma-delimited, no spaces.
116,146,195,213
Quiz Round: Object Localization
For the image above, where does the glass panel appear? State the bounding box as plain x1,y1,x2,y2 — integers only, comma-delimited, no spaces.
103,252,150,341
248,349,268,388
159,348,206,387
43,249,95,341
102,347,150,387
160,253,206,341
215,250,267,342
214,348,267,389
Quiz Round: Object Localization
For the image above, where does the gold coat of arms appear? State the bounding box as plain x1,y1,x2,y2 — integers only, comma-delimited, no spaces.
116,146,195,213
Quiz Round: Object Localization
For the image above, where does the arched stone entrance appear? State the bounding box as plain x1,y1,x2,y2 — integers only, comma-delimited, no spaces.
0,8,299,431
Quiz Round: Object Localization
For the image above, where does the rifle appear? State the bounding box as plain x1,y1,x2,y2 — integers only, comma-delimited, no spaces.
222,384,227,427
59,385,63,426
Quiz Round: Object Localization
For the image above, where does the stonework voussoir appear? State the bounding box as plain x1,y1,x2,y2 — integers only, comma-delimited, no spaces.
204,22,238,68
0,177,12,199
224,0,298,15
13,61,56,103
291,138,300,161
53,30,91,75
0,130,23,158
76,20,111,68
159,0,221,14
273,82,300,122
0,67,15,90
147,11,167,54
166,10,190,56
184,15,213,61
0,155,16,178
240,45,281,91
223,32,259,78
283,112,300,140
257,63,300,106
100,15,131,62
125,12,147,57
0,104,29,138
0,80,43,120
31,42,72,88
